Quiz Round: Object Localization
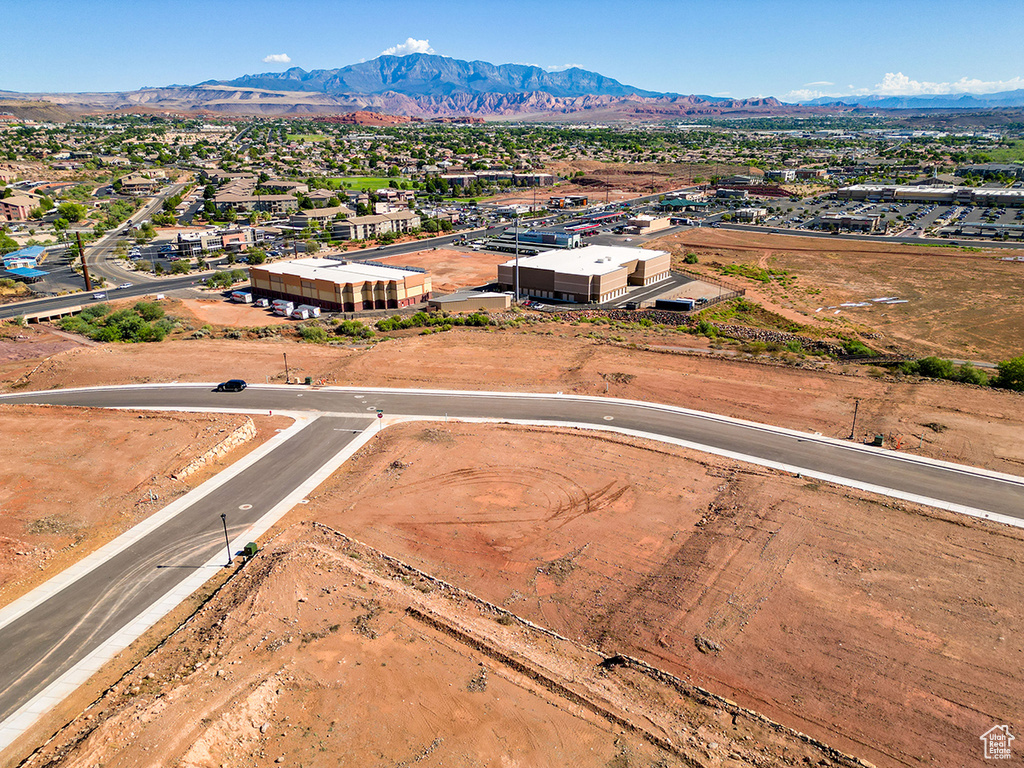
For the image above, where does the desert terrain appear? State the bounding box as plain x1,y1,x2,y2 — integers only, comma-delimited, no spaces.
20,522,870,768
2,297,1023,767
0,404,291,610
652,228,1024,362
277,421,1024,766
3,322,1022,474
381,247,508,293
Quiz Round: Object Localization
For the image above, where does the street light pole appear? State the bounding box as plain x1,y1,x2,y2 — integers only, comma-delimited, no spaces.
514,213,520,302
220,513,232,567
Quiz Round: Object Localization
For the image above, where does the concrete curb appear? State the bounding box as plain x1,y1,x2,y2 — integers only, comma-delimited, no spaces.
0,417,377,754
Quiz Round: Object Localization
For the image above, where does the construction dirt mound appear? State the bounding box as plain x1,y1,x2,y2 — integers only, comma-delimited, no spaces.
21,522,869,768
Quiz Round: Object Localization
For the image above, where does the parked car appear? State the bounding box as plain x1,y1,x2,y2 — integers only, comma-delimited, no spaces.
215,379,247,392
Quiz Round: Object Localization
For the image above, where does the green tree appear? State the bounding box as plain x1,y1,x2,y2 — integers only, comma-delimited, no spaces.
57,202,87,223
246,248,267,265
993,356,1024,391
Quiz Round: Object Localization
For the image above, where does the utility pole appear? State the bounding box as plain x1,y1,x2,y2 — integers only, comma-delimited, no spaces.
220,513,232,567
513,213,520,302
76,232,93,291
283,352,290,384
848,399,860,441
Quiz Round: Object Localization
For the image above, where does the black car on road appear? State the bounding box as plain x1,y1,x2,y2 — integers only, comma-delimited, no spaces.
216,379,247,392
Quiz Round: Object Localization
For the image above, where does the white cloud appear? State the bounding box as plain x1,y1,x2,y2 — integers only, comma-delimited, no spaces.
874,71,1024,96
784,72,1024,101
544,64,582,72
380,38,434,56
262,53,291,64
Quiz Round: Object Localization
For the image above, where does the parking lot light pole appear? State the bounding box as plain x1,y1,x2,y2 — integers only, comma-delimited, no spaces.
220,513,232,567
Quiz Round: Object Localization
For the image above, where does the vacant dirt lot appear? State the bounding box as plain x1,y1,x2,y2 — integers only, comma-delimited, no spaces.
177,298,294,327
381,247,507,293
3,324,1024,475
22,522,868,768
287,422,1024,767
653,228,1024,361
0,405,291,609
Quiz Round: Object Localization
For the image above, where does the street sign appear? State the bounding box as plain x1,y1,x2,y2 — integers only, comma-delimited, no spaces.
376,409,383,419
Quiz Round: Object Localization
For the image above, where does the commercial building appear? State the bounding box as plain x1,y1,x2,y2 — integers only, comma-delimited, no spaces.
837,184,1024,207
249,258,431,312
489,229,581,252
332,210,420,240
818,213,883,232
214,193,299,214
956,163,1024,180
0,195,36,221
626,215,671,234
175,227,267,257
428,290,511,313
549,195,588,209
735,207,768,222
261,181,310,195
288,205,353,228
2,245,44,269
118,173,158,196
497,244,670,305
513,172,554,186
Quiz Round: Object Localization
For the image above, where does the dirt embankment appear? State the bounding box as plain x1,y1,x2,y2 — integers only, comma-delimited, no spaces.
3,323,1024,475
21,522,870,768
286,422,1024,767
0,405,291,609
652,228,1024,362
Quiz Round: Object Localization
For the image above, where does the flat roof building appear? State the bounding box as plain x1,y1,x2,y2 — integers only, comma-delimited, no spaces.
332,210,420,240
289,205,353,228
837,184,1024,207
497,244,670,305
249,257,431,312
626,215,671,233
428,290,511,313
818,213,883,232
0,195,37,221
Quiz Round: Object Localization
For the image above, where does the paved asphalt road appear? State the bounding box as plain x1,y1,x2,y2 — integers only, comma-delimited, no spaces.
0,413,370,725
0,383,1022,731
4,385,1023,521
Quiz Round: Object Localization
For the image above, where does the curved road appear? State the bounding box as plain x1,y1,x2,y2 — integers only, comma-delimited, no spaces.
0,383,1022,751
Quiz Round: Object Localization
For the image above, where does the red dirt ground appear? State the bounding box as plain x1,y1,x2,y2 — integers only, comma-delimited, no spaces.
20,523,869,768
291,421,1024,768
381,247,509,293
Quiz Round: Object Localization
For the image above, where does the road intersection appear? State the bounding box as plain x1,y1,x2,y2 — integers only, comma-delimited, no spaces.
0,383,1022,754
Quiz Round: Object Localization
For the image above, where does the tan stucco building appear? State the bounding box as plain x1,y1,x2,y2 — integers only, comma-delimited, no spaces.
249,258,431,312
497,245,670,304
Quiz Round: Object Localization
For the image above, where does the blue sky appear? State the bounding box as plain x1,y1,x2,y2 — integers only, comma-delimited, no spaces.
3,0,1023,100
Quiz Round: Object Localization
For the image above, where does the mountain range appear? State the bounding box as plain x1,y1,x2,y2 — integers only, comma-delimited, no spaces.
803,89,1024,110
4,53,1024,119
200,54,667,99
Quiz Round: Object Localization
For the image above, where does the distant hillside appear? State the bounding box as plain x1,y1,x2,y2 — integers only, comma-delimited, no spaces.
201,53,665,99
804,89,1024,110
0,99,75,122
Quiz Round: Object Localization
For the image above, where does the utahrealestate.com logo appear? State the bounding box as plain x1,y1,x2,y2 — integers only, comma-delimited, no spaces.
981,725,1015,760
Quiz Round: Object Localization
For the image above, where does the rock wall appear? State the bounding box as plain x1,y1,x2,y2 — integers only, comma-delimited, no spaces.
172,417,257,479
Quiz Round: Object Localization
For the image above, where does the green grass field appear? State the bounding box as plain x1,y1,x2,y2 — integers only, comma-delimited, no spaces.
286,134,329,143
986,141,1024,163
324,177,396,191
